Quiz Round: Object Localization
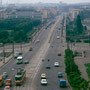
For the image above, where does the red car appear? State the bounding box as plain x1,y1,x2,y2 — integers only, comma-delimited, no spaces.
58,53,62,56
4,86,10,90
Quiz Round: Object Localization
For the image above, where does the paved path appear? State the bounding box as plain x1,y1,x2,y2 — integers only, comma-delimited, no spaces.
72,43,90,80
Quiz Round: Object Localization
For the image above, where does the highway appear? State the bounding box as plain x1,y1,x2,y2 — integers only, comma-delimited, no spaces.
0,14,70,90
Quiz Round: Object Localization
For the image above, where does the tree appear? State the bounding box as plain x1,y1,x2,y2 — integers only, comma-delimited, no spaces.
76,15,83,34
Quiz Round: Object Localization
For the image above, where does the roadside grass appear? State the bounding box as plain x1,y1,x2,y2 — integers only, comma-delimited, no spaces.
85,63,90,79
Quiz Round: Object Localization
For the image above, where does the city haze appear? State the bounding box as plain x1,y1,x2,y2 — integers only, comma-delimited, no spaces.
2,0,90,4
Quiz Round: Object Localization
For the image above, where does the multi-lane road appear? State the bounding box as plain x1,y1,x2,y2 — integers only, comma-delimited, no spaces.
0,14,70,90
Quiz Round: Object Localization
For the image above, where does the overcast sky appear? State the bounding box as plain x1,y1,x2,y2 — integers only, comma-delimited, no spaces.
2,0,90,4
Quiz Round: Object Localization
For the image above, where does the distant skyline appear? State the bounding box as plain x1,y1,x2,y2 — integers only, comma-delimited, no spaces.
2,0,90,4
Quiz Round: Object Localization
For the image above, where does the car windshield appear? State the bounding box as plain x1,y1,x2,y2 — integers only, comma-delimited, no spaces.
42,80,46,82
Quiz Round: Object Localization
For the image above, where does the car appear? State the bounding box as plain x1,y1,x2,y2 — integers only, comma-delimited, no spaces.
14,55,18,59
54,62,59,67
59,79,67,87
41,79,47,85
57,36,60,39
18,52,22,55
46,65,51,69
3,72,8,79
47,59,50,62
58,53,62,56
23,60,29,64
37,39,40,43
58,72,63,77
42,59,45,62
29,47,32,51
4,86,10,90
17,60,23,64
41,73,46,79
17,56,23,60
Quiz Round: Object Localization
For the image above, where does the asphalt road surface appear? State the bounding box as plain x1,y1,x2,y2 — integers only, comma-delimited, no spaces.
30,15,70,90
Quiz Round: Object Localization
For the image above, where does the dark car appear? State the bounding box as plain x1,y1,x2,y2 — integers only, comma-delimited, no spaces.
47,59,50,62
46,65,51,69
14,55,18,59
23,60,29,64
58,72,63,78
17,60,23,64
29,47,32,51
58,53,62,56
18,52,22,55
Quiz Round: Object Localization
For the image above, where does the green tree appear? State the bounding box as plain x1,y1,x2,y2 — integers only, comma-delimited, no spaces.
76,15,83,34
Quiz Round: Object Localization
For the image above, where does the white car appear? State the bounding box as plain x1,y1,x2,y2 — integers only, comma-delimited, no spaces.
41,79,47,85
57,36,60,39
17,56,23,60
3,72,8,79
41,73,46,79
37,39,40,43
54,62,59,67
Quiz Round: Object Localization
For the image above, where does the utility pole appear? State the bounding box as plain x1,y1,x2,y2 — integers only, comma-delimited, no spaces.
20,43,22,53
12,41,14,57
3,43,5,63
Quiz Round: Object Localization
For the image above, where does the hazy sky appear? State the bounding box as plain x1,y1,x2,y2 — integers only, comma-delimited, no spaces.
2,0,90,4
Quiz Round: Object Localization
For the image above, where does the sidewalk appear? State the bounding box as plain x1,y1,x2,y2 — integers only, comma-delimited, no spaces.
72,43,90,80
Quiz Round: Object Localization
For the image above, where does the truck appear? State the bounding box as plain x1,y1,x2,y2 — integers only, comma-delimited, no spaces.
15,68,26,85
59,79,67,87
0,75,3,86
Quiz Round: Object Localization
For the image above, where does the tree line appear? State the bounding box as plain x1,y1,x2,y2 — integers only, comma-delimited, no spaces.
0,18,41,44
